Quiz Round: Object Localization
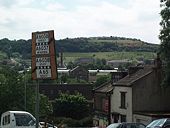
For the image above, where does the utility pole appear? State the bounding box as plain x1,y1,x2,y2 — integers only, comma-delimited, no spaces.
35,80,39,128
24,66,27,111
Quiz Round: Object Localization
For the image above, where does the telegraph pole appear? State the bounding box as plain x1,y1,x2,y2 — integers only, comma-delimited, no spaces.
35,80,39,128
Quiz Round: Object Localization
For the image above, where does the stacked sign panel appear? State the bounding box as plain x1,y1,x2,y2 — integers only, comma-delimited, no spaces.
32,30,57,80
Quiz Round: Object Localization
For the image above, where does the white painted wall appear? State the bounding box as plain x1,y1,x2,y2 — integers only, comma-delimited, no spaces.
111,86,132,122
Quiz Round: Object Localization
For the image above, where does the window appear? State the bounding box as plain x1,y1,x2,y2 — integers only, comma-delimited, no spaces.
120,115,126,122
120,92,126,109
14,113,35,126
2,115,10,125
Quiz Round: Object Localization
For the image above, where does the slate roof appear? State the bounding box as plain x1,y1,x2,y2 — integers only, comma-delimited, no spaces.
93,66,154,93
94,81,113,94
113,66,153,86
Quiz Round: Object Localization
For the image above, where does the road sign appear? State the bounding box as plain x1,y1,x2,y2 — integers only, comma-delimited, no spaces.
32,30,57,80
36,57,51,67
36,44,49,54
36,67,52,78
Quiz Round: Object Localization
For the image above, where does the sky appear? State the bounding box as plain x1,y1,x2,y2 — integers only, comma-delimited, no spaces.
0,0,161,44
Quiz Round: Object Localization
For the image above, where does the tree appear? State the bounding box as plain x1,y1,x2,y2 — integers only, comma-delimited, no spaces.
60,74,68,83
94,74,111,87
39,94,53,118
159,0,170,85
54,93,90,119
67,62,75,69
0,66,25,115
0,65,53,117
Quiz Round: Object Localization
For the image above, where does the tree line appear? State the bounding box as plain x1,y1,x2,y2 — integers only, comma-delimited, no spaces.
0,36,158,59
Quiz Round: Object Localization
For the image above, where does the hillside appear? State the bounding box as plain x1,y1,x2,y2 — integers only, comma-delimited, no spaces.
57,36,158,52
0,36,159,59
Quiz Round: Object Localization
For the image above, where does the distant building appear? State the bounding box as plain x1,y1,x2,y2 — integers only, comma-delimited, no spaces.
75,57,94,65
107,59,132,68
69,66,89,81
0,58,18,66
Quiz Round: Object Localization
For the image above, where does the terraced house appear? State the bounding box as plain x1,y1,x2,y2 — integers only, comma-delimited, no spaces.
93,56,170,127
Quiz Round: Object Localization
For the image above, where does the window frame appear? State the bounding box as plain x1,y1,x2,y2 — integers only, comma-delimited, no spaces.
120,91,127,109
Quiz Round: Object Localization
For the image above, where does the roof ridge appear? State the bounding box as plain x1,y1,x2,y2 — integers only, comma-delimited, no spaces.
114,66,153,86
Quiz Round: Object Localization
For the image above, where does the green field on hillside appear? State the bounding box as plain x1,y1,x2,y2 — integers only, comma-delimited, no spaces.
62,52,156,63
88,39,144,46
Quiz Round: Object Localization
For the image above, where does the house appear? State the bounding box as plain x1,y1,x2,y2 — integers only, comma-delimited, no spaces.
69,66,89,81
93,56,170,127
93,82,112,127
111,57,170,125
93,71,128,127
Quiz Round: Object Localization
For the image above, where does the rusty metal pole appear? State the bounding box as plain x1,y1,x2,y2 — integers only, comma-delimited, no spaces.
35,80,39,128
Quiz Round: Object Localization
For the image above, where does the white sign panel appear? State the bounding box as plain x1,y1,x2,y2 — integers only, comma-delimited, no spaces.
36,43,49,54
36,68,51,78
36,32,49,55
36,33,49,43
36,57,50,67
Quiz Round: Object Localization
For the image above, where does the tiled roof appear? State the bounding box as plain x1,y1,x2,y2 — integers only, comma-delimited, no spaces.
94,82,113,93
113,66,153,86
93,66,154,93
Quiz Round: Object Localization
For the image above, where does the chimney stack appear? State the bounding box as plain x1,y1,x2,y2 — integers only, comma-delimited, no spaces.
60,52,63,68
154,53,162,69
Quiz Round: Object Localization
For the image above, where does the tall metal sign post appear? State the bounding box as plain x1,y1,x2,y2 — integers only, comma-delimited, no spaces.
31,30,57,128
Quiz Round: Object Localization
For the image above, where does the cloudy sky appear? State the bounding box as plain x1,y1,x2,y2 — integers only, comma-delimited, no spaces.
0,0,161,44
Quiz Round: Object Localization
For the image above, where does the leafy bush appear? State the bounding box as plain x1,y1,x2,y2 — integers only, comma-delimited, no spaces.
54,93,90,119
